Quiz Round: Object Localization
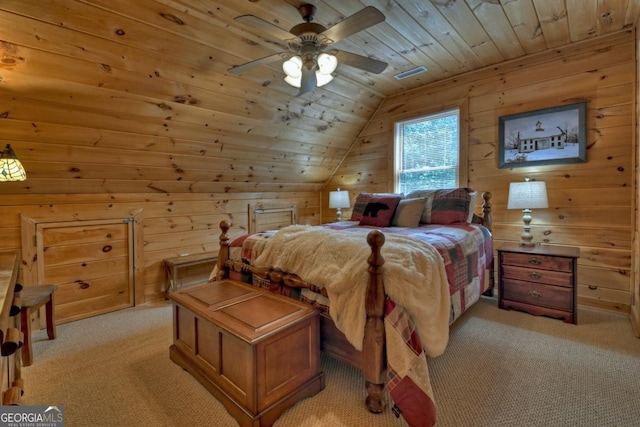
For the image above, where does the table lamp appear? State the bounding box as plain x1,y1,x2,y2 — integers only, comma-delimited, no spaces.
329,188,350,222
507,178,548,247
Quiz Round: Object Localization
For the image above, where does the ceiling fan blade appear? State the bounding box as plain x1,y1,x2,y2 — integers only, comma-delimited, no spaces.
235,15,294,41
333,50,388,74
319,6,385,44
298,66,317,96
228,53,287,75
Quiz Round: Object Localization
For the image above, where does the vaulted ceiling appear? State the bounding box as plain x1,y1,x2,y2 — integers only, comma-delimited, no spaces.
226,0,639,97
0,0,638,193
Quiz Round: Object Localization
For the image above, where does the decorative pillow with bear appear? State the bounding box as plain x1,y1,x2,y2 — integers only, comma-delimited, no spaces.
358,195,402,227
350,192,402,221
391,197,427,228
406,188,476,225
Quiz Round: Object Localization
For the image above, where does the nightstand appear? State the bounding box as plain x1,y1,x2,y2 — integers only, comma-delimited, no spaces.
498,243,580,324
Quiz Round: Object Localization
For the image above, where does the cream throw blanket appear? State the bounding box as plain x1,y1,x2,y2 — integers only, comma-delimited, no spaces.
254,225,451,356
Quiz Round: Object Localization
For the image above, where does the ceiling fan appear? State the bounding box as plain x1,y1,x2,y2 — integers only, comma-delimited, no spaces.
227,4,388,95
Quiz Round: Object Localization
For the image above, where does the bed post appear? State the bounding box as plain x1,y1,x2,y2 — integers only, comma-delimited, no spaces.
215,220,231,281
481,192,492,231
363,230,386,413
480,192,495,295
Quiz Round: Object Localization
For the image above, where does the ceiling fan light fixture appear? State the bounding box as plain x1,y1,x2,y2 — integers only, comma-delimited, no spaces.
284,75,302,88
284,53,337,90
231,5,388,94
317,53,337,74
316,72,333,87
283,55,303,78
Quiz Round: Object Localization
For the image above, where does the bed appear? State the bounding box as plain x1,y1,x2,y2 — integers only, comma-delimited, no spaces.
213,188,493,426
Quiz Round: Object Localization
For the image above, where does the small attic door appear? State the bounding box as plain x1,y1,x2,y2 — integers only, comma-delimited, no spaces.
21,210,144,324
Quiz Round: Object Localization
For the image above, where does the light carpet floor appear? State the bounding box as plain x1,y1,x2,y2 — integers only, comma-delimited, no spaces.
21,297,640,426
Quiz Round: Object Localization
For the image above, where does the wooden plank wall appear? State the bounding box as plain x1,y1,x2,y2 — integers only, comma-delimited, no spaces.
0,1,337,303
633,25,640,334
1,193,319,303
327,30,637,314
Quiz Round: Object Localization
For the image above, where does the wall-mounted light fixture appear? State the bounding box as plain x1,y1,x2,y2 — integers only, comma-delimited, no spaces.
0,144,27,181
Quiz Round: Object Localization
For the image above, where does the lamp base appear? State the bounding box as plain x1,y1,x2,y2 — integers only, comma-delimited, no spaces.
519,208,535,247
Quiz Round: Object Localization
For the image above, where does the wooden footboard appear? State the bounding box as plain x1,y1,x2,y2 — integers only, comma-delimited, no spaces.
215,220,388,413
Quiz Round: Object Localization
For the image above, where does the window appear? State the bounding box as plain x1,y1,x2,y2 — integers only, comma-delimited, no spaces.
394,108,460,194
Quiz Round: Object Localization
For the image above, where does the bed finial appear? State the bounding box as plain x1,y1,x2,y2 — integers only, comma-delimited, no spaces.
215,220,232,280
481,192,492,231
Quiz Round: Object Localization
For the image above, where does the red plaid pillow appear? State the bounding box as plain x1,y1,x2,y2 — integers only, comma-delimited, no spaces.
350,192,402,221
430,188,474,224
358,195,402,227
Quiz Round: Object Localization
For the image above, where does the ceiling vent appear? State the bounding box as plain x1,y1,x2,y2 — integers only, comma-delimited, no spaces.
394,66,428,80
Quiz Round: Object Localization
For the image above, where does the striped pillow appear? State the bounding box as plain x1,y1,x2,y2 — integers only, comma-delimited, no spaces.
406,188,475,225
430,188,475,224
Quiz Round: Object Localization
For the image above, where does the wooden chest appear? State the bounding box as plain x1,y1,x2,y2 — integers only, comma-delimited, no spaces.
169,279,324,427
498,243,580,324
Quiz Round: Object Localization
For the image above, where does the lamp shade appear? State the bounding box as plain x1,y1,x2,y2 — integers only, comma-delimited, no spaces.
0,144,27,182
507,180,548,210
329,189,350,209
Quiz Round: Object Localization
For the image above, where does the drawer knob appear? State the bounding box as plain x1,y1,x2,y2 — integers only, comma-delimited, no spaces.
528,257,541,265
528,290,542,298
529,271,542,280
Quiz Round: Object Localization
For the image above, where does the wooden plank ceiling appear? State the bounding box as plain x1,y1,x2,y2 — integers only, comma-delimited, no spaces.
0,0,638,193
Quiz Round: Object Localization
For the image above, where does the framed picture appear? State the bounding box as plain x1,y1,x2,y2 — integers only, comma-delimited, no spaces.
498,101,587,168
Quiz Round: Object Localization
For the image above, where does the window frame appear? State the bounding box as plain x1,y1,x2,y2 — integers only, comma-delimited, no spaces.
393,102,468,194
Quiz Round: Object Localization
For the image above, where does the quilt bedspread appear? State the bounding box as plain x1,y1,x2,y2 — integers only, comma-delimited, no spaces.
230,221,492,323
225,221,493,427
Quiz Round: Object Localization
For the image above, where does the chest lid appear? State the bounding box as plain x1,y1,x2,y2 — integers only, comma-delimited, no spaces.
170,279,317,343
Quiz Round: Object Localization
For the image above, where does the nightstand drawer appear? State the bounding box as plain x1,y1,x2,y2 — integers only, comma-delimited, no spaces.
501,265,573,288
502,279,572,312
501,252,573,272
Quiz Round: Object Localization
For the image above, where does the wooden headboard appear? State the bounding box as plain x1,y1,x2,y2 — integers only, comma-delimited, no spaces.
249,202,297,233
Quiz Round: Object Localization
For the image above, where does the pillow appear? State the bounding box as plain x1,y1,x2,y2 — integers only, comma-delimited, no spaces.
430,188,475,225
350,193,373,221
391,197,426,228
405,188,475,224
467,191,478,223
405,190,436,224
350,192,402,221
358,195,402,227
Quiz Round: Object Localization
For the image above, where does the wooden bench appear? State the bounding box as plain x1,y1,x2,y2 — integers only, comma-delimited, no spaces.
169,279,324,427
20,285,57,367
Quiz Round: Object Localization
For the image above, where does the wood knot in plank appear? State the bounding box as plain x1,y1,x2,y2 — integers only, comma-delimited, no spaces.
173,95,198,105
160,13,185,25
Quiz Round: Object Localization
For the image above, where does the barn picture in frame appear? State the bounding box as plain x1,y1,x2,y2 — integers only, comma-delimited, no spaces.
498,102,587,168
